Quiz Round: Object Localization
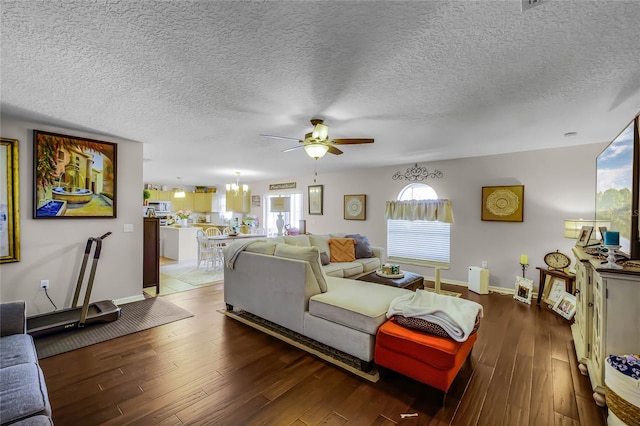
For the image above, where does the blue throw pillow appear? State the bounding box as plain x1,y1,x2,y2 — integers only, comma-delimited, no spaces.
345,234,374,259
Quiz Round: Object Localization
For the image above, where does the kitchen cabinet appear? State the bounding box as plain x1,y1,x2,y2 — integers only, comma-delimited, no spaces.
194,193,213,212
172,192,194,212
148,189,171,201
571,246,640,406
193,193,224,212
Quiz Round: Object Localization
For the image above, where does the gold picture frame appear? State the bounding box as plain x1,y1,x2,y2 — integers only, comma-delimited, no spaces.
1,138,20,263
344,194,366,220
481,185,524,222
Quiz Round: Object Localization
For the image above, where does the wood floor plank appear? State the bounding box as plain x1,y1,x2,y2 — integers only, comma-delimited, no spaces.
552,358,579,419
529,367,555,426
37,282,607,426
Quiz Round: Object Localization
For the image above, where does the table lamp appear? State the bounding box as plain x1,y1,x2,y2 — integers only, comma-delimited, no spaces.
270,197,291,236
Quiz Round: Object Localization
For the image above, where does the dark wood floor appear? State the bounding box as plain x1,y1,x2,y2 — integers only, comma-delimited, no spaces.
38,282,608,425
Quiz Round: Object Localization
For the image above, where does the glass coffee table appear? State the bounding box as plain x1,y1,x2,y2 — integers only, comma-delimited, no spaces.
356,270,424,291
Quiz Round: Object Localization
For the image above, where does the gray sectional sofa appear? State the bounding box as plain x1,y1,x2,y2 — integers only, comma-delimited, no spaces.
271,233,385,278
224,236,412,368
0,301,53,426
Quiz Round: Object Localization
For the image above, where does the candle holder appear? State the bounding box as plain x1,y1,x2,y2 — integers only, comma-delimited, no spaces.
520,262,529,278
603,245,623,269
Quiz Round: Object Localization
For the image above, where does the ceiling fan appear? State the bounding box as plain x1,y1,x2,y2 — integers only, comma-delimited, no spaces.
261,118,374,159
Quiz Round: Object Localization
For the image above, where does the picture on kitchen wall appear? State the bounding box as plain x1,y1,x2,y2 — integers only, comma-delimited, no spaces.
344,194,366,220
1,138,20,263
33,130,117,218
481,185,524,222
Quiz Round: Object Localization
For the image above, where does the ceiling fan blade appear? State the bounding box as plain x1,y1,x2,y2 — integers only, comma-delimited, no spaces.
282,145,304,153
260,134,301,142
327,145,343,155
333,138,374,145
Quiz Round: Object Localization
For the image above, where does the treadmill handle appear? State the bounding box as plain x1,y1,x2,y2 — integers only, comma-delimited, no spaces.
100,232,112,240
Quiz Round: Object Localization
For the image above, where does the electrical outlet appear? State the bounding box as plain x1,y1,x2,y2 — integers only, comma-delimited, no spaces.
481,260,488,269
40,279,49,290
123,224,134,233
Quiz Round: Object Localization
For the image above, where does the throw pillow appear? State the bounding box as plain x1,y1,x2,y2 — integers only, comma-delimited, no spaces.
328,238,356,262
320,251,330,265
394,315,481,338
345,234,374,258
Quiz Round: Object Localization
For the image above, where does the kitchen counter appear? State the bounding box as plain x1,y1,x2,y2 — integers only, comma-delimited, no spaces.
160,226,199,261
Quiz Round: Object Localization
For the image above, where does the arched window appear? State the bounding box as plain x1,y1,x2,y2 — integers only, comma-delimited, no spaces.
386,183,451,267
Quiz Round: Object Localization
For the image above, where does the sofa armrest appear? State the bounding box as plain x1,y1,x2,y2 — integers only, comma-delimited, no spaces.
0,300,27,336
372,246,386,264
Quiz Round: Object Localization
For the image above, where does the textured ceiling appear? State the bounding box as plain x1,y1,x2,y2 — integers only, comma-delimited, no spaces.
2,1,639,187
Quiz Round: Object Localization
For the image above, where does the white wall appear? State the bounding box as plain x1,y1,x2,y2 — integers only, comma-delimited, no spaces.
0,116,144,315
246,142,606,291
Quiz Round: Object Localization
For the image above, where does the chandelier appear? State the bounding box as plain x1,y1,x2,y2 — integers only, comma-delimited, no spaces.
225,172,251,212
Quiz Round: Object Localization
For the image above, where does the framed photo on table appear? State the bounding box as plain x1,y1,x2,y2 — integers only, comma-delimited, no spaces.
576,226,593,247
552,292,577,320
308,185,323,215
542,276,568,306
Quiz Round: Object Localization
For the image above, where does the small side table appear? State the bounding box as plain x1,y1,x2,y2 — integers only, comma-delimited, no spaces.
536,267,576,306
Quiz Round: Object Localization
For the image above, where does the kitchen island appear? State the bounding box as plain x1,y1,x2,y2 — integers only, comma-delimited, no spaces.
160,226,199,261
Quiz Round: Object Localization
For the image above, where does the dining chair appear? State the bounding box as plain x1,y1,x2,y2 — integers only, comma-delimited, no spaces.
196,230,216,271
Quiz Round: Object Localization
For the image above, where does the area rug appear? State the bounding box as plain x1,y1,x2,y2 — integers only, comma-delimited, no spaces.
160,261,224,286
222,309,380,383
34,297,193,359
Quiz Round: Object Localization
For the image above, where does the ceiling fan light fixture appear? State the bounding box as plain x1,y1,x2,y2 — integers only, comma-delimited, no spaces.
311,123,329,141
304,144,329,159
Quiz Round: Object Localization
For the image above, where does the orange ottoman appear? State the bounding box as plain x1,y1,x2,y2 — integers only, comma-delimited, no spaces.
374,317,476,394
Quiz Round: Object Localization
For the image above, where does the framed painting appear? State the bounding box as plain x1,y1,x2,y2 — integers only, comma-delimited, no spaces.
308,185,323,215
33,130,117,218
1,138,20,263
344,194,366,220
251,195,261,207
481,185,524,222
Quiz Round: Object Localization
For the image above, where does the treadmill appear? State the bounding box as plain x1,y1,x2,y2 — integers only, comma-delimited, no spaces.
27,232,121,338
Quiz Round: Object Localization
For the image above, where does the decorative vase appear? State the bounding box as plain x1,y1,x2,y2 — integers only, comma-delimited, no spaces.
181,218,189,227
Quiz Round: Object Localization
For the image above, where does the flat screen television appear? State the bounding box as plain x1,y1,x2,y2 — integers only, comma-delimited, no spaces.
595,114,640,258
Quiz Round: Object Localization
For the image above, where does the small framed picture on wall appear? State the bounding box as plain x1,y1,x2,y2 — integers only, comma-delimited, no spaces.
344,194,366,220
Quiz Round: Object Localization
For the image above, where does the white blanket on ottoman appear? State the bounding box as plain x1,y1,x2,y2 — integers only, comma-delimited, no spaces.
386,289,483,342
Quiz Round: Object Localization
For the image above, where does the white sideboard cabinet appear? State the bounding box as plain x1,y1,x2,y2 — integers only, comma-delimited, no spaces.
571,247,640,406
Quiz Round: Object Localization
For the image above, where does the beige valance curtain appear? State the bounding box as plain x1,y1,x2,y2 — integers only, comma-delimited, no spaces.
384,199,454,223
